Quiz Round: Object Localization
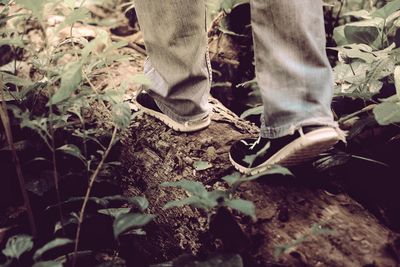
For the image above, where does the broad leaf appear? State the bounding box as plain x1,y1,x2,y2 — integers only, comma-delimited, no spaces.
343,10,372,19
394,66,400,100
113,213,155,238
222,172,241,186
193,160,212,171
163,189,225,211
372,0,400,19
163,196,202,210
56,8,90,31
64,0,75,9
131,74,153,87
373,101,400,125
51,61,83,104
168,253,244,267
220,0,249,13
161,179,208,197
98,208,131,218
224,199,256,219
112,102,131,129
242,165,293,183
240,106,263,119
56,144,85,163
33,238,73,261
32,261,62,267
15,0,47,20
344,25,380,46
129,196,149,212
2,235,33,259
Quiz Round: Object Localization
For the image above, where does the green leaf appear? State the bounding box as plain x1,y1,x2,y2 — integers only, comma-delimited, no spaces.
161,179,208,197
15,0,47,20
242,165,294,182
112,102,131,129
1,72,33,87
129,196,149,212
113,213,155,238
394,66,400,100
220,0,249,13
372,0,400,19
373,102,400,125
170,253,243,267
50,61,83,104
224,199,256,219
344,25,380,45
56,144,86,163
240,106,263,119
98,208,131,218
33,238,73,261
2,235,33,259
193,160,213,171
165,197,217,211
32,261,62,267
56,8,90,31
131,74,153,88
343,10,372,19
222,172,241,186
0,37,25,47
64,0,75,9
333,25,348,46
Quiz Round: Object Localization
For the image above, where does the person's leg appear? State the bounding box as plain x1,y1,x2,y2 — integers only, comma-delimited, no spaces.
230,0,343,174
252,0,337,138
134,0,212,131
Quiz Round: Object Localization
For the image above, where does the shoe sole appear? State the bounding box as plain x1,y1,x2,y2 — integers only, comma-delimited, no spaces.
229,127,341,175
136,102,211,133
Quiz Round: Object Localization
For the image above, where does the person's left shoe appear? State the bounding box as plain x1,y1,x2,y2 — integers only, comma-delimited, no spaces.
136,90,211,132
229,126,345,175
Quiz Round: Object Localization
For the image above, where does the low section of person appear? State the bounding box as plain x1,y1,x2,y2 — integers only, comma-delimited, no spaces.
134,0,345,175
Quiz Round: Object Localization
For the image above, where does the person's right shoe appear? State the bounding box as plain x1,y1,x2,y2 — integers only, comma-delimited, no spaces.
229,126,345,175
136,90,211,132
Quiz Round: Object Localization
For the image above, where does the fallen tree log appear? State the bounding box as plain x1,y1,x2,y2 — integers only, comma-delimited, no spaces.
119,98,400,267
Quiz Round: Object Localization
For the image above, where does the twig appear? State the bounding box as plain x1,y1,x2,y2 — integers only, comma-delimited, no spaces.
71,126,118,267
0,75,37,237
338,104,377,124
111,35,147,56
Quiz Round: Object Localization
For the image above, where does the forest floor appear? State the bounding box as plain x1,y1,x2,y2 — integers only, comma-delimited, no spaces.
1,1,400,267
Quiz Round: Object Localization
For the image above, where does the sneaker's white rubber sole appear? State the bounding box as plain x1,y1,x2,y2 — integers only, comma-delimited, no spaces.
137,102,211,133
230,127,341,175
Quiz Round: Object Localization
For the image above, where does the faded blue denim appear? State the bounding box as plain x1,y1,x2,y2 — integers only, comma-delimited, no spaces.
134,0,338,138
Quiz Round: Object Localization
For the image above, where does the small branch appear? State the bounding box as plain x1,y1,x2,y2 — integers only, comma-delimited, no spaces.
111,35,147,56
71,126,118,267
338,104,377,124
0,76,37,237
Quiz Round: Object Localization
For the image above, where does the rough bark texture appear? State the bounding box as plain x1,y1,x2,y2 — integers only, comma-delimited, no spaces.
119,98,400,267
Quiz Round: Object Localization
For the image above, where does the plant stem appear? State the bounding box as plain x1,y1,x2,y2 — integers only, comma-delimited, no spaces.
0,76,37,236
49,103,65,234
71,126,118,267
335,0,344,27
381,19,386,49
338,104,376,124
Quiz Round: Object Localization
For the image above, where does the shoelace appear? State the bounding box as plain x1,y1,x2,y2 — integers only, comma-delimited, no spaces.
250,136,262,150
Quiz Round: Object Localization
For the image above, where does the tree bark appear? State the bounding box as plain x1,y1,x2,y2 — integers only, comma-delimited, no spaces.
119,98,400,267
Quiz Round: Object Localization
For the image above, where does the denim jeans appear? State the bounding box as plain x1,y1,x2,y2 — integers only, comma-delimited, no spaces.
134,0,338,138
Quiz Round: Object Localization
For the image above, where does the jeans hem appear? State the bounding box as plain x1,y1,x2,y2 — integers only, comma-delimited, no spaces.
154,98,212,124
260,117,339,139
